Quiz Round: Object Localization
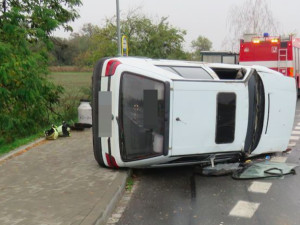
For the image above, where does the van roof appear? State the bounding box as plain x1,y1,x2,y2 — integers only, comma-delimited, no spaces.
115,57,253,80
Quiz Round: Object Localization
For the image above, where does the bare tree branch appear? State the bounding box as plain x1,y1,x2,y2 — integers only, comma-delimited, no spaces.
223,0,279,51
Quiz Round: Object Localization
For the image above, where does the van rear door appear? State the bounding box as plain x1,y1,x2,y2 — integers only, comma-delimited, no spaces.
118,72,170,161
171,80,248,156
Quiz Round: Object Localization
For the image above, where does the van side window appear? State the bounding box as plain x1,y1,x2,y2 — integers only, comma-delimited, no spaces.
215,93,236,144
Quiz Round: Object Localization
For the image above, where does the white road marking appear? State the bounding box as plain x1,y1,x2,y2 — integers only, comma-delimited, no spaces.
288,142,296,147
292,131,300,135
107,217,119,224
229,201,260,218
294,126,300,130
270,156,287,163
297,122,300,126
248,181,272,194
290,136,300,141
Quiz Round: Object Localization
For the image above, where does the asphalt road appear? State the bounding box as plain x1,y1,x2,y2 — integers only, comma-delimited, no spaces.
115,100,300,225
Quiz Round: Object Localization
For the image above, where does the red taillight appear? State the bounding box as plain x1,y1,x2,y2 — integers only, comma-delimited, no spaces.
105,59,121,76
105,153,119,168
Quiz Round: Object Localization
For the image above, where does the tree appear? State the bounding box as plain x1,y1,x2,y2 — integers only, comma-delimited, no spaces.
122,15,187,59
50,24,96,66
224,0,279,51
0,0,81,145
191,35,212,60
74,11,188,66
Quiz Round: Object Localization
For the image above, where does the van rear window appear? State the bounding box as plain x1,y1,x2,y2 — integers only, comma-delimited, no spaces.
119,73,166,161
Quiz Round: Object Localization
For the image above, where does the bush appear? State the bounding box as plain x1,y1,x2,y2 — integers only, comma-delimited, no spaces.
0,0,81,149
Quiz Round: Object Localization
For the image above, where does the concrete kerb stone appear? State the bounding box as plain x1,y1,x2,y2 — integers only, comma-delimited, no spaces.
0,137,46,163
81,169,132,225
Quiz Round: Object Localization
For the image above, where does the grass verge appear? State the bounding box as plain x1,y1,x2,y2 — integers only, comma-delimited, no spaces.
0,132,44,156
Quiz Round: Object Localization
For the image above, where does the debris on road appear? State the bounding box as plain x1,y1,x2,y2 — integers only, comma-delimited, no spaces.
199,163,242,176
45,121,71,140
232,161,298,180
195,152,298,180
45,125,59,140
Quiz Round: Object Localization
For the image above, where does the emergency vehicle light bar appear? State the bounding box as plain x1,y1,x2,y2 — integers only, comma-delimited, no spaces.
271,39,279,43
252,37,279,44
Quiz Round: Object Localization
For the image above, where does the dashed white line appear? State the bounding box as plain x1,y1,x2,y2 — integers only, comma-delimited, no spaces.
290,136,300,141
294,126,300,130
270,156,287,163
248,181,272,194
292,131,300,135
229,200,260,218
288,142,296,147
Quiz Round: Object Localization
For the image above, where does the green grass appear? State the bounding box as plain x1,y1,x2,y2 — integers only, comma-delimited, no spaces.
48,71,93,121
0,132,44,156
126,177,134,191
0,71,93,156
48,71,92,92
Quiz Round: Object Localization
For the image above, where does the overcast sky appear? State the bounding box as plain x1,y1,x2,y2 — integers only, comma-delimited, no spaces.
55,0,300,51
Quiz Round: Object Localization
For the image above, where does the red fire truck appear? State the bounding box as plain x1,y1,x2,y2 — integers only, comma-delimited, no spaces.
239,33,300,94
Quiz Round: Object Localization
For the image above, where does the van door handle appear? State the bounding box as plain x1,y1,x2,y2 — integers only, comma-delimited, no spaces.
176,117,186,124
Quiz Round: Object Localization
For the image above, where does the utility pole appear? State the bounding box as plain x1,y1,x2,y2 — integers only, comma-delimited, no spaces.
116,0,121,56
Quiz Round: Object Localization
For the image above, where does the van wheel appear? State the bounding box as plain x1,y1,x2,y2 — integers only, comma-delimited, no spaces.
92,58,109,168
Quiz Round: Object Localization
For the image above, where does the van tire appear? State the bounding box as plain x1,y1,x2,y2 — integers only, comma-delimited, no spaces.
92,58,109,168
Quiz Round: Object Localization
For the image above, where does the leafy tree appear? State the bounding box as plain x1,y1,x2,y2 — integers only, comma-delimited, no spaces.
0,0,81,145
191,35,212,60
122,15,187,59
50,37,75,65
75,12,188,66
50,23,96,66
76,22,115,66
224,0,279,51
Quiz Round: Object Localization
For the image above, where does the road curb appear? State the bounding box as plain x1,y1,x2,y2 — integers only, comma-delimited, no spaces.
0,135,132,225
0,137,46,163
81,169,132,225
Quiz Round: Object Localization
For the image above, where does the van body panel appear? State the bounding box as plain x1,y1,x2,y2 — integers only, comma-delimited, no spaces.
171,81,248,156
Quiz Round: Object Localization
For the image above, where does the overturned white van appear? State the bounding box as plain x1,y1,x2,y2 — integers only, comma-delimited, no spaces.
92,57,296,168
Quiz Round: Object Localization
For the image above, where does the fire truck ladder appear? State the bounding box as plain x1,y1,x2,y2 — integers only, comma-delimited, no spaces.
278,48,288,75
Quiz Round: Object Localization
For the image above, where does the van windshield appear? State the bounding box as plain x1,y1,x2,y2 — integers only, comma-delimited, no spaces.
119,73,167,161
